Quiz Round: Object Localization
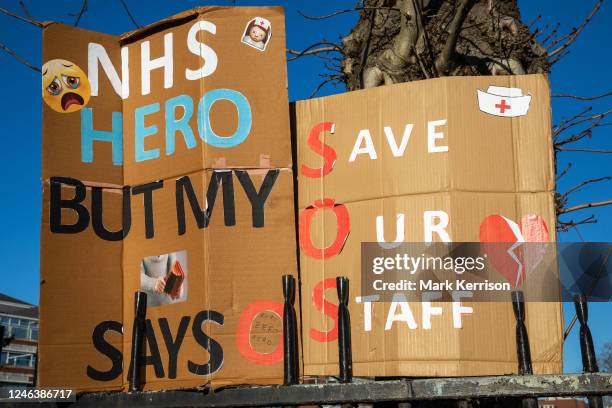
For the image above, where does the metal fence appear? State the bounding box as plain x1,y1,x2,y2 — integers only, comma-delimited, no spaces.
2,276,611,407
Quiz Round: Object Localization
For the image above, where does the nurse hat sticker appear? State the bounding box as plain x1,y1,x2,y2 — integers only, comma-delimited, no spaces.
477,85,532,117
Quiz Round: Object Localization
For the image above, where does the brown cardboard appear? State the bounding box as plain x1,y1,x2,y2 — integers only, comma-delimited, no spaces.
40,7,297,392
39,183,124,391
122,168,297,390
120,7,292,185
295,74,563,377
42,24,123,185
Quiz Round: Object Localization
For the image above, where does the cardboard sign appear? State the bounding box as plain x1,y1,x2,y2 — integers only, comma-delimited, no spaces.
294,75,563,377
39,7,297,391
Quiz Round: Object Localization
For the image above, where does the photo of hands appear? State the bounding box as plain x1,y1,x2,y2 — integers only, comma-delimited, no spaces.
140,250,188,307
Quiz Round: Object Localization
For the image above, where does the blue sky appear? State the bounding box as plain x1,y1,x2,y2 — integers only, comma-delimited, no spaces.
0,0,609,374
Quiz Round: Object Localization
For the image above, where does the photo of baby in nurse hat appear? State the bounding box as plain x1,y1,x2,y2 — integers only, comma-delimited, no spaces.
241,17,272,51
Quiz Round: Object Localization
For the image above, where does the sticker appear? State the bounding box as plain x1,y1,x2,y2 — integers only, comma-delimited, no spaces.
476,85,531,117
140,250,188,307
241,17,272,51
42,59,91,113
479,214,549,287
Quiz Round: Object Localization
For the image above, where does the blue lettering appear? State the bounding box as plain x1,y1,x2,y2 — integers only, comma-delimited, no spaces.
165,95,196,156
81,108,123,165
197,89,252,148
135,103,161,162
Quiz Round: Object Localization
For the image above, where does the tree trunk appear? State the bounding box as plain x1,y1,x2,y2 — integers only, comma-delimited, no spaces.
341,0,549,90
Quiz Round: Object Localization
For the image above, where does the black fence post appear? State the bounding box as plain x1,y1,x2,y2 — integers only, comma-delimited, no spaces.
512,291,537,408
336,276,352,383
128,291,147,392
283,274,299,385
575,294,603,408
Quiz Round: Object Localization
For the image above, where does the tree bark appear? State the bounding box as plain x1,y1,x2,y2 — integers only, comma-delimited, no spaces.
341,0,549,90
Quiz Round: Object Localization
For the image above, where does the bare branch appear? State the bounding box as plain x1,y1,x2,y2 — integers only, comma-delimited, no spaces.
559,199,612,215
0,5,43,27
554,108,610,142
18,1,34,20
309,76,342,98
557,215,597,232
297,6,400,20
548,0,603,58
118,0,140,29
556,162,572,181
72,0,88,27
557,147,612,153
553,91,612,101
413,45,431,79
287,43,342,61
528,14,542,30
559,176,611,202
435,0,476,75
553,106,592,136
0,42,40,72
539,22,560,46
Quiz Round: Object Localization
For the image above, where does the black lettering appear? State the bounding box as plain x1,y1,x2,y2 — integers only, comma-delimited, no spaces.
235,169,279,227
132,180,163,239
158,316,190,379
127,319,165,381
91,186,131,241
50,176,90,234
143,319,165,378
176,171,235,235
87,320,123,381
188,310,224,376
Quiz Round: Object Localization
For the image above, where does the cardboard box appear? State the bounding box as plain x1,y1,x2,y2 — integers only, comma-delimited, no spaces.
294,74,563,377
39,7,297,391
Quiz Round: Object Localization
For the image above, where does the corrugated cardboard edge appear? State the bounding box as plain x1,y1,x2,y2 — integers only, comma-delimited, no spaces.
119,6,285,43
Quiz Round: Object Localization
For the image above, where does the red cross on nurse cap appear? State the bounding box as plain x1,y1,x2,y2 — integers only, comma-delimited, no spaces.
477,85,532,117
253,17,271,32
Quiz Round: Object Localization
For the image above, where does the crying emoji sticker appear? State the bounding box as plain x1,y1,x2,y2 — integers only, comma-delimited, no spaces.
42,59,91,113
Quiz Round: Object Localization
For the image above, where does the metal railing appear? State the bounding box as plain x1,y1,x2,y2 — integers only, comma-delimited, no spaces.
2,277,611,407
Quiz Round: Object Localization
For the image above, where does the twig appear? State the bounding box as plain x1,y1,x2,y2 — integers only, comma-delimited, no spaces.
558,199,612,215
119,0,140,28
556,162,572,181
297,6,400,20
309,77,337,98
0,42,40,72
557,148,612,153
528,14,542,30
559,176,611,202
553,106,592,135
413,45,431,79
553,91,612,101
0,5,43,27
554,108,610,141
538,23,559,46
287,42,342,61
18,1,34,20
557,215,597,232
72,0,88,27
548,0,603,58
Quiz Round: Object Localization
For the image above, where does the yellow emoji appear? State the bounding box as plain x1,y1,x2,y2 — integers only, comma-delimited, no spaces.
42,59,91,113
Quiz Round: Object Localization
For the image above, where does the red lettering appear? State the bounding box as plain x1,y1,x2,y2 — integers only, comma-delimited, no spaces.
310,278,338,342
300,122,337,178
299,198,350,260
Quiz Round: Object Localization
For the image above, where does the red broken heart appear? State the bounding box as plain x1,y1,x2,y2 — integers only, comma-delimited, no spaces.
479,214,549,288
